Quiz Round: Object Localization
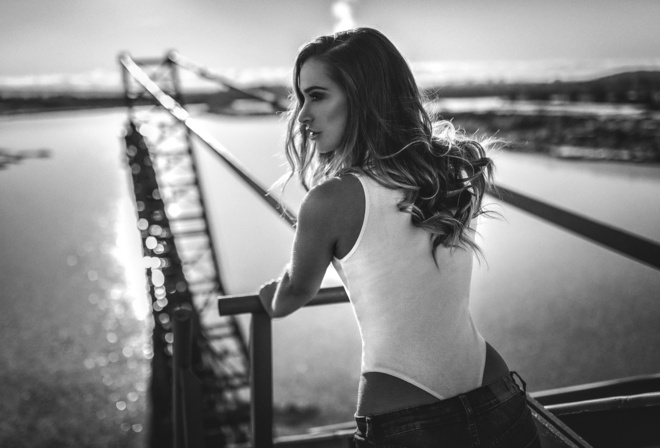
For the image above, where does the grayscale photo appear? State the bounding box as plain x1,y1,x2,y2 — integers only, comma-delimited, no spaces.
1,1,659,447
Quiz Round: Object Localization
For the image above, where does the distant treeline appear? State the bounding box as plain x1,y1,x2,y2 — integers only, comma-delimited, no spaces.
207,71,660,113
0,91,216,115
3,70,659,115
426,70,660,108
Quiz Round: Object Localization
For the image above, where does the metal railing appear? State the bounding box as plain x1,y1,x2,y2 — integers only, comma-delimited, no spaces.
494,185,660,270
216,187,660,446
214,162,660,447
219,289,347,448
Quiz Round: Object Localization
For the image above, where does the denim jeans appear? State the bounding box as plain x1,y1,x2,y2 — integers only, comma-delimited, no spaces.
353,372,540,448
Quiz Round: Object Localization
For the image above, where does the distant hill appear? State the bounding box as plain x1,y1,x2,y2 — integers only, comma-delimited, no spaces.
426,70,660,109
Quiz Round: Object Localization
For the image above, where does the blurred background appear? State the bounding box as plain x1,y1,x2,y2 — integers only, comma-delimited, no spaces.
1,0,659,446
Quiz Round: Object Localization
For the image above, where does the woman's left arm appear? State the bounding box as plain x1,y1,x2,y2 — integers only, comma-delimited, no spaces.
259,179,343,318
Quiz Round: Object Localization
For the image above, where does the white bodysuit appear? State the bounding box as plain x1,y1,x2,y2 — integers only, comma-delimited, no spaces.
332,174,486,400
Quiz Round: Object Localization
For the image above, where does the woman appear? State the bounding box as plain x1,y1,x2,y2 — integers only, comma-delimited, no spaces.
259,28,540,447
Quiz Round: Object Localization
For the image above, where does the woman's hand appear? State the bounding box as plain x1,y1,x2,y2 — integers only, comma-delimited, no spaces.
258,278,279,318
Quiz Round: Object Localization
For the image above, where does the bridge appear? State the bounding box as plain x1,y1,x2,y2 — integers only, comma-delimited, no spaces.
118,51,660,448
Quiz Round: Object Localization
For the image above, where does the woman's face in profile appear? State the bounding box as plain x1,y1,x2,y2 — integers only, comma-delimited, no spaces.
297,58,348,154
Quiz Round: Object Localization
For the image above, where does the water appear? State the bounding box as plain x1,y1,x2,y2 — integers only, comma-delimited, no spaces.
0,110,150,445
1,108,659,438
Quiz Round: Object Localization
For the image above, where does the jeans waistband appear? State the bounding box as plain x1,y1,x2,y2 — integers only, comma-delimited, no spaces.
355,371,526,438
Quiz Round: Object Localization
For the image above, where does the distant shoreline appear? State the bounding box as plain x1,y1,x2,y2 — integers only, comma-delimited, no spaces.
2,70,659,163
3,69,660,113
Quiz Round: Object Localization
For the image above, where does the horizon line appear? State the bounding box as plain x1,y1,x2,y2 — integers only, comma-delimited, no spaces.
2,57,660,93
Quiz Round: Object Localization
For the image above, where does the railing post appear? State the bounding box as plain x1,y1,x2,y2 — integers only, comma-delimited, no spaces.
251,312,273,448
172,304,206,448
173,304,193,448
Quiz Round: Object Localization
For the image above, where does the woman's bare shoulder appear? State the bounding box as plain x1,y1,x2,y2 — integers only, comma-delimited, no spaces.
301,175,364,258
299,175,364,230
304,175,363,210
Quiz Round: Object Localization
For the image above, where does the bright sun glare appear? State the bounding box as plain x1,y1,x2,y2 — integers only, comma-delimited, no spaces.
114,197,150,321
332,0,356,33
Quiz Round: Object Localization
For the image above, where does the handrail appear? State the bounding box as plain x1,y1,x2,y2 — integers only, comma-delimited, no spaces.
495,185,660,270
218,287,350,448
218,286,347,316
118,53,297,227
216,180,660,448
545,391,660,415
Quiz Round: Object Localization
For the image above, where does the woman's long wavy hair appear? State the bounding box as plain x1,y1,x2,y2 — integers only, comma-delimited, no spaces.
283,27,497,259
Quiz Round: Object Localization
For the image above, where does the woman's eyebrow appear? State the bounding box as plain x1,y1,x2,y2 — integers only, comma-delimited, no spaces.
303,86,328,94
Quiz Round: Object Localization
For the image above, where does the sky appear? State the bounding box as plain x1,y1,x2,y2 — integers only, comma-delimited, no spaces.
2,0,660,90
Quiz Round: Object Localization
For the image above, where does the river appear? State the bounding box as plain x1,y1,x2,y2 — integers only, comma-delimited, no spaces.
1,108,659,438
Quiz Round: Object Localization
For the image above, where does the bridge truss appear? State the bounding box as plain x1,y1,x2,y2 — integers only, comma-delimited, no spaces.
119,52,266,447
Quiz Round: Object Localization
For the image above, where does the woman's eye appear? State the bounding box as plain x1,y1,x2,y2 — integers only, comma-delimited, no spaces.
310,93,323,101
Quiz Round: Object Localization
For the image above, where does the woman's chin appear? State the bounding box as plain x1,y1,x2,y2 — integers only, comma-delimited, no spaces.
316,146,335,155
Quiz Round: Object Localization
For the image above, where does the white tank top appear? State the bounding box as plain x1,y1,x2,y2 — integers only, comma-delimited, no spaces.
332,175,486,399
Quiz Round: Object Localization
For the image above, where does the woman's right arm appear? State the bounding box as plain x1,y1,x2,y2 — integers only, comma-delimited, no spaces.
259,178,347,317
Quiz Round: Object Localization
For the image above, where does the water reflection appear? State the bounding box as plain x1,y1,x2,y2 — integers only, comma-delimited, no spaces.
0,112,144,446
0,147,51,169
57,225,151,442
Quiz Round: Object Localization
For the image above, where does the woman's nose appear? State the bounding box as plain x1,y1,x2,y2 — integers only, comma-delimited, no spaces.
297,102,311,125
